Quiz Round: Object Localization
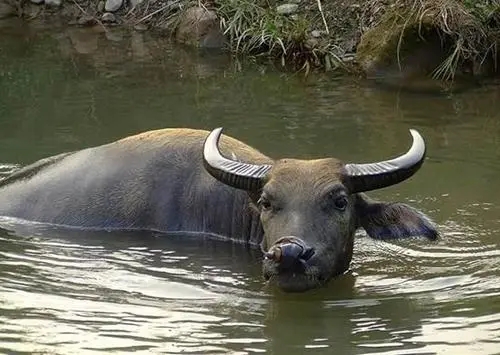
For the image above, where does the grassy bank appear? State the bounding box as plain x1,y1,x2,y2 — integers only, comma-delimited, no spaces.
8,0,500,80
356,0,500,80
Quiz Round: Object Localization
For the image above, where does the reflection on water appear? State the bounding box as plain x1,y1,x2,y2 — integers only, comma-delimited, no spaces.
0,18,500,354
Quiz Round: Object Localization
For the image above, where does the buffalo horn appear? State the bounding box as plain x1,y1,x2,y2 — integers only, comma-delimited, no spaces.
203,127,272,191
344,129,426,193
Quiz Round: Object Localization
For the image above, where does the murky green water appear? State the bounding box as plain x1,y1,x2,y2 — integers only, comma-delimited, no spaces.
1,19,500,354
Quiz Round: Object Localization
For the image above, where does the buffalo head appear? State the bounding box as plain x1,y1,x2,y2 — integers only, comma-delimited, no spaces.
202,128,438,292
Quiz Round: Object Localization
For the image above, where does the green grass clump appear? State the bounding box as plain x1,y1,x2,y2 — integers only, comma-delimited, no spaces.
215,0,306,60
213,0,345,71
218,1,300,49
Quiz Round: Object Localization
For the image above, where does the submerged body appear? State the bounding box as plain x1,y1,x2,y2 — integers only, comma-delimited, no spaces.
0,129,265,243
0,127,438,292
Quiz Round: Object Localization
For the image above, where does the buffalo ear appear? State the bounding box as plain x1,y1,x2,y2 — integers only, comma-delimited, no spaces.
355,194,439,241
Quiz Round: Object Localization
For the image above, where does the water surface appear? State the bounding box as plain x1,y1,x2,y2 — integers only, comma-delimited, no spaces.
1,19,500,354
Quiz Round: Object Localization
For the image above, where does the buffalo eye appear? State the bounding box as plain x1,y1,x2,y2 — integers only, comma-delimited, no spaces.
333,196,348,211
258,197,272,211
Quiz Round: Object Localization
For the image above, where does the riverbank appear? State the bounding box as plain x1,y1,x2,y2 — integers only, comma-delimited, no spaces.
1,0,499,81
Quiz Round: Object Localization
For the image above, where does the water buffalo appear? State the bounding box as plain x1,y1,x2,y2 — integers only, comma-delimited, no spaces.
0,128,438,292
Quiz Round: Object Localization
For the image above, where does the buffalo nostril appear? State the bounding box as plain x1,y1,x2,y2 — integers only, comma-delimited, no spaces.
265,240,315,270
301,247,315,261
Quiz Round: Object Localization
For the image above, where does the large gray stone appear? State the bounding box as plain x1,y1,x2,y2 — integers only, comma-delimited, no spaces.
105,0,123,12
176,6,225,49
101,12,116,23
277,4,298,15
